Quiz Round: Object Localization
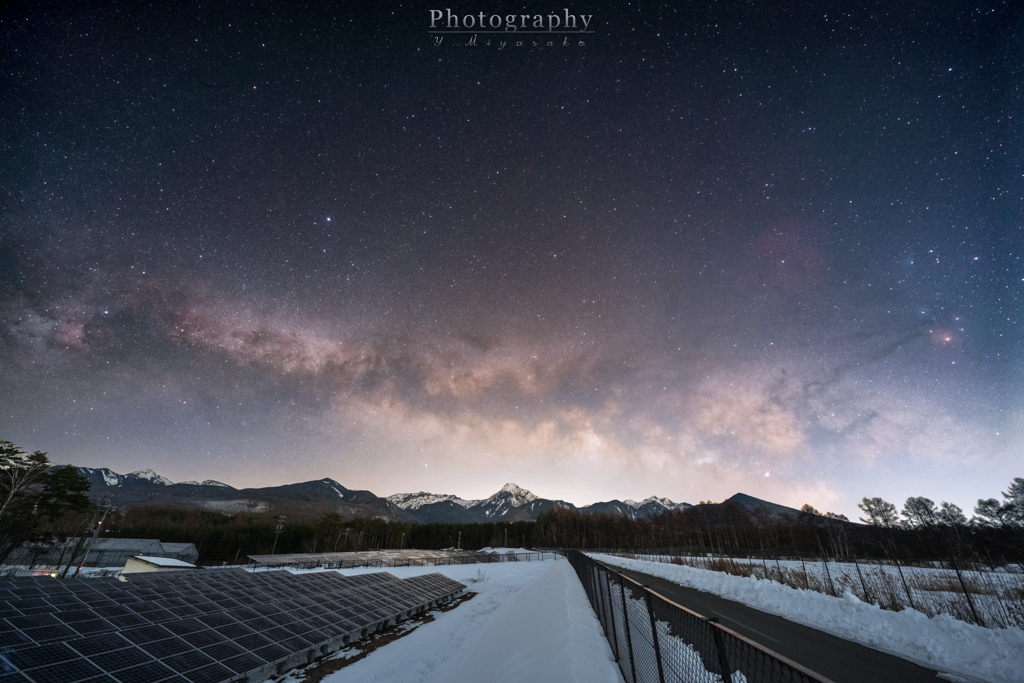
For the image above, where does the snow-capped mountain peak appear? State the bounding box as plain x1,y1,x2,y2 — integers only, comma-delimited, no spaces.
489,483,537,507
179,479,231,487
126,469,174,486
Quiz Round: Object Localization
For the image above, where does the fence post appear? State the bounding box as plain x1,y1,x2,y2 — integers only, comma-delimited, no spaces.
707,618,734,683
592,566,606,631
821,556,837,597
605,567,620,662
643,586,666,683
854,561,872,604
618,574,637,683
950,556,983,626
889,552,916,611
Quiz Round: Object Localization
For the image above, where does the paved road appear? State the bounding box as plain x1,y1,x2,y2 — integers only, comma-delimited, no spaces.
611,564,943,683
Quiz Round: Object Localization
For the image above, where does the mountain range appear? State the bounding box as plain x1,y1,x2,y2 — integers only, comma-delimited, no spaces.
68,467,798,523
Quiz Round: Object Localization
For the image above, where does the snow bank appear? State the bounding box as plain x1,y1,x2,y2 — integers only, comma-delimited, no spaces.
593,554,1024,683
310,560,623,683
478,547,535,554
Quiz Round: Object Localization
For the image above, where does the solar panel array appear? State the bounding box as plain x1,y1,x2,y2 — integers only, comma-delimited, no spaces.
0,568,465,683
249,548,543,568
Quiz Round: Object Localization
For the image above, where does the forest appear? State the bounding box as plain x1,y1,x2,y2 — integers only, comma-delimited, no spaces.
2,440,1021,568
96,507,539,565
92,484,1023,568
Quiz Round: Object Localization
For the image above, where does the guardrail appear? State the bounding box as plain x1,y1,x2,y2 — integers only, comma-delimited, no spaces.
567,550,836,683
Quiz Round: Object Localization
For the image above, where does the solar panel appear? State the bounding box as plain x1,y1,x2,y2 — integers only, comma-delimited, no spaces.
20,657,105,683
67,618,117,635
181,630,226,649
0,566,466,683
135,637,192,658
0,630,33,648
119,624,172,644
89,645,154,672
110,659,179,682
186,662,235,683
105,613,149,629
162,649,215,673
68,632,134,656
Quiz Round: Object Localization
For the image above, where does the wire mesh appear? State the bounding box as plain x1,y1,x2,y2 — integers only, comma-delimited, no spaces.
567,550,835,683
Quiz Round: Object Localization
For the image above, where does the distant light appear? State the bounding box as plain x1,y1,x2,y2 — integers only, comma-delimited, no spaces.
326,217,331,222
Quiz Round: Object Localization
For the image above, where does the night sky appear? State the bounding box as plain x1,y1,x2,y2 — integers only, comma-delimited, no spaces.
2,1,1021,519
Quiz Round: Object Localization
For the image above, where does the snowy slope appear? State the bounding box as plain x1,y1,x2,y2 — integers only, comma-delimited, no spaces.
287,559,622,683
593,554,1024,683
76,467,176,486
124,469,174,485
77,467,124,487
387,491,480,510
623,496,686,509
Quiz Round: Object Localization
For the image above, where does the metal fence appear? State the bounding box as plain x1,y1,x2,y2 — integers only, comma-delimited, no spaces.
567,550,835,683
599,551,1024,631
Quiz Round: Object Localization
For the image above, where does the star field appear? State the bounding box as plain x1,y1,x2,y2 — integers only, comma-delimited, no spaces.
1,1,1021,518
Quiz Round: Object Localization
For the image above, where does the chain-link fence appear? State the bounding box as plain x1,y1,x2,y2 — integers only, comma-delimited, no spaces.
568,550,836,683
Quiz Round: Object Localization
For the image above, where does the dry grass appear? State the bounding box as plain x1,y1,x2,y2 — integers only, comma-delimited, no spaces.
647,553,1024,630
915,575,995,595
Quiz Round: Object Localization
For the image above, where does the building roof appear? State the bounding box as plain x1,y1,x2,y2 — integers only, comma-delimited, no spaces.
129,556,197,568
66,538,163,550
159,542,199,552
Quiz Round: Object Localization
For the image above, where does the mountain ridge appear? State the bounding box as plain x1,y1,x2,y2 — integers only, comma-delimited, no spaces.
68,467,804,523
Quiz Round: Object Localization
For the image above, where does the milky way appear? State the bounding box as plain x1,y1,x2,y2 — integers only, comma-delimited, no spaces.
1,1,1020,518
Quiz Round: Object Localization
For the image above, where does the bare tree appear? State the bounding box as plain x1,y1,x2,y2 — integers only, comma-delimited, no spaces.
0,440,50,519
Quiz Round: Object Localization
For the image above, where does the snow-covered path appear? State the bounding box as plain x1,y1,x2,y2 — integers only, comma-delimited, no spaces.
593,554,1024,683
287,559,623,683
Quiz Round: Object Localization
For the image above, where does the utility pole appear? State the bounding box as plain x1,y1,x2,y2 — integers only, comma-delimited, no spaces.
457,531,461,550
270,515,286,554
69,495,114,578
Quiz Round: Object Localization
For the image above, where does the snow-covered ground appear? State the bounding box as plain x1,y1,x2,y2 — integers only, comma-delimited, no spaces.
616,552,1024,630
593,554,1024,683
284,558,624,683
